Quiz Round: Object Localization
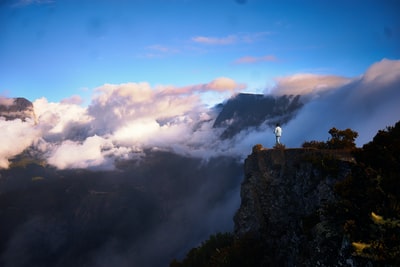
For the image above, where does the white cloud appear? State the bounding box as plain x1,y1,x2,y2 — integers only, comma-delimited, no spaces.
212,59,400,151
88,82,201,136
192,32,270,45
112,119,160,146
31,78,237,169
61,95,84,105
192,35,237,45
34,98,92,136
2,60,399,169
270,73,352,96
0,118,40,168
47,135,111,169
205,77,246,92
361,58,400,85
234,55,277,64
281,58,400,147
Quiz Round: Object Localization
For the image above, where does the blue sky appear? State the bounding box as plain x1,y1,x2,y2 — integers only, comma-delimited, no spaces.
1,0,399,105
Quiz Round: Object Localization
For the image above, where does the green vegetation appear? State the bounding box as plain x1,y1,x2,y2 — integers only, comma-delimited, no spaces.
334,121,400,264
9,157,47,168
302,127,359,175
31,176,45,182
302,127,358,149
170,233,265,267
327,127,358,149
252,144,264,153
173,122,400,266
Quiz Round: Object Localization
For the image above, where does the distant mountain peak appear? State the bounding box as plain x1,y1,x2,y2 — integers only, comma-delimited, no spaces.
213,93,303,139
0,97,36,122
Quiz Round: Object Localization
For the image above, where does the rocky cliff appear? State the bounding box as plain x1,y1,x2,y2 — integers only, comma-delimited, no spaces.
172,123,400,267
213,94,303,139
234,148,357,266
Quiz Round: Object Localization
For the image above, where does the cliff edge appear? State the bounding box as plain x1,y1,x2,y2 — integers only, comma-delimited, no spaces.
172,122,400,267
234,148,355,266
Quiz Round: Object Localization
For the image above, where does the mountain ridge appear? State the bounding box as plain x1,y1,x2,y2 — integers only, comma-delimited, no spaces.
213,93,303,139
0,97,36,122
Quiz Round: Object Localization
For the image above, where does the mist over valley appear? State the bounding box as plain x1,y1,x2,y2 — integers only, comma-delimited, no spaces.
0,59,399,266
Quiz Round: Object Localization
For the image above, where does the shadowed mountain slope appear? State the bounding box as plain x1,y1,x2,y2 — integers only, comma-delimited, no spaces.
213,93,303,139
0,151,242,267
0,97,36,122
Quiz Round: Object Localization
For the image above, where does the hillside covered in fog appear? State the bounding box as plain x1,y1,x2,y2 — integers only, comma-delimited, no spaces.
0,59,400,267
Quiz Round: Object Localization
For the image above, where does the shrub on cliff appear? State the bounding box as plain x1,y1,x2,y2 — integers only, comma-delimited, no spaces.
170,232,265,267
172,122,400,266
327,127,358,149
334,121,400,265
302,140,327,149
302,127,358,149
252,144,264,153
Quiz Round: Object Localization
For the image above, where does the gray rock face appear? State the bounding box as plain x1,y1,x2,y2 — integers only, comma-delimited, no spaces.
0,97,36,122
234,148,358,266
213,94,303,139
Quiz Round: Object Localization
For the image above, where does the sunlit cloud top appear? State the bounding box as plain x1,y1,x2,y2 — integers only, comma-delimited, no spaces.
1,59,399,170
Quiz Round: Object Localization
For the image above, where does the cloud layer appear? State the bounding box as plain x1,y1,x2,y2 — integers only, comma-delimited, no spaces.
1,59,399,169
0,118,40,168
281,58,400,146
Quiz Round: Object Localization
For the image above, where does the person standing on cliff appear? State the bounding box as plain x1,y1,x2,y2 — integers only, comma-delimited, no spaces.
274,123,282,144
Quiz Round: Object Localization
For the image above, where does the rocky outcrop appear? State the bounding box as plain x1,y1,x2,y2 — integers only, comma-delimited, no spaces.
234,148,356,266
213,94,303,139
0,97,36,122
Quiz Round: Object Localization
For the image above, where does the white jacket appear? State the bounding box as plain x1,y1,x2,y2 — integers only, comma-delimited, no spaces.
274,126,282,137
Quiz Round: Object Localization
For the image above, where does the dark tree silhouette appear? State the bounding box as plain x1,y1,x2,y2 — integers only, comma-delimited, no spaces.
302,127,358,149
327,127,358,149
